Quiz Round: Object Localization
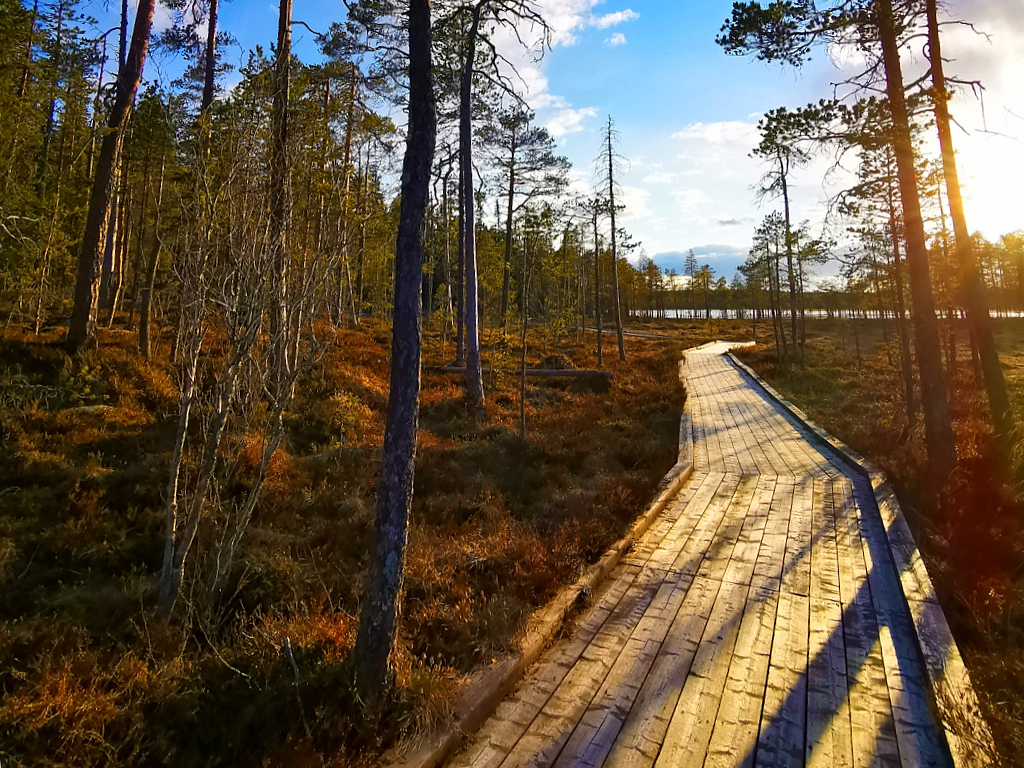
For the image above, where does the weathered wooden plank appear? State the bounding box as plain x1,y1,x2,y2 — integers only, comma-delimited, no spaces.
831,479,902,768
754,587,810,767
723,475,776,587
806,595,854,768
655,578,752,767
704,574,781,768
851,480,949,768
602,575,724,768
781,474,815,598
810,477,841,603
753,475,796,587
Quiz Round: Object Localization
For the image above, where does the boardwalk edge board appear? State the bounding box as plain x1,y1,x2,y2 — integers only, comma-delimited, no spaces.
725,348,998,768
383,372,696,768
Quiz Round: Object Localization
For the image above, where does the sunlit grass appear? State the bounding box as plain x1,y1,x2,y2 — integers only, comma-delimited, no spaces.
0,318,708,766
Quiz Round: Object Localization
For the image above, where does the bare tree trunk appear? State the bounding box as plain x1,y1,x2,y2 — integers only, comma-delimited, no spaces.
454,158,466,365
138,154,165,359
158,333,254,618
887,183,917,428
201,0,219,112
500,148,516,328
460,1,487,407
519,238,531,440
156,328,203,619
877,0,956,482
780,162,800,361
67,0,156,353
338,63,360,325
268,0,293,400
606,118,626,362
352,0,436,703
926,0,1014,451
106,169,133,325
593,209,603,366
127,150,152,331
355,152,370,318
100,0,131,312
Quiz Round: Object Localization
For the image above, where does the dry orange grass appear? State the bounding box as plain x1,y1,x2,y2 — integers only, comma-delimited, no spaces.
0,319,726,767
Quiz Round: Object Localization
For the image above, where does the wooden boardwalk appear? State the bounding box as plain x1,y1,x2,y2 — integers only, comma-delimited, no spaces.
450,343,959,768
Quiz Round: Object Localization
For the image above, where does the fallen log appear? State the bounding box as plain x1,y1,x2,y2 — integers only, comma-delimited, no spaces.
438,366,613,380
437,366,614,393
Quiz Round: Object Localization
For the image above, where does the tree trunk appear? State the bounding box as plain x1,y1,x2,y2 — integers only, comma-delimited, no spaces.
460,3,487,407
877,0,957,482
593,209,603,366
67,0,156,353
455,157,466,365
926,0,1014,451
607,119,626,362
500,138,516,327
338,63,360,326
887,186,917,428
138,154,165,359
269,0,293,401
355,154,370,319
352,0,436,703
99,0,131,311
126,150,152,331
780,161,800,361
519,243,530,440
201,0,219,112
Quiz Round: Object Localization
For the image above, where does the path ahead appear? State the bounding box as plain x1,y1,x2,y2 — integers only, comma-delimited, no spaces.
450,342,962,768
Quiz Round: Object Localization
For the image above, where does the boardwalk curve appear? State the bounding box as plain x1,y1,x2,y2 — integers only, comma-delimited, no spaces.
447,342,990,768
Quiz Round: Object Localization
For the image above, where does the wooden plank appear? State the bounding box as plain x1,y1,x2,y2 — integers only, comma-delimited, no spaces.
809,477,842,603
753,475,796,587
704,574,781,768
781,474,814,598
723,475,776,587
754,587,810,767
850,479,949,767
806,595,854,768
654,578,752,767
831,478,902,768
602,575,724,768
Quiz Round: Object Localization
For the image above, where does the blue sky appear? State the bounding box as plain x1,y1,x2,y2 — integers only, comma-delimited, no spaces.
129,0,1024,280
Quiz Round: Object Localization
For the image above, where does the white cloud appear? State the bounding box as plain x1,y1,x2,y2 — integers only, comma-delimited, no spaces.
619,185,652,219
675,189,714,209
529,93,569,110
671,121,761,146
530,1,640,46
606,32,627,46
592,9,640,29
546,106,598,137
643,170,675,184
